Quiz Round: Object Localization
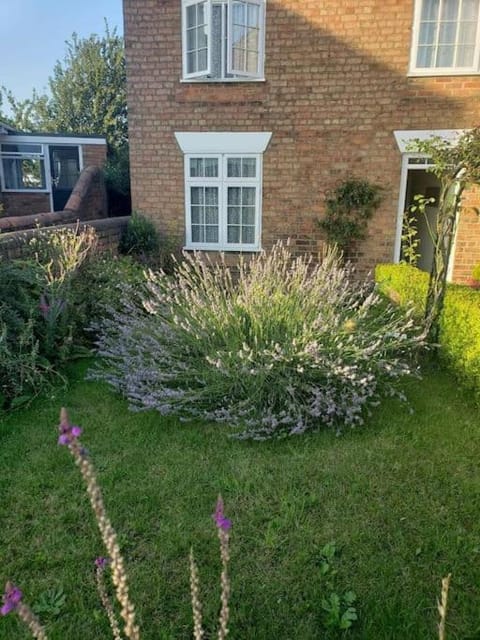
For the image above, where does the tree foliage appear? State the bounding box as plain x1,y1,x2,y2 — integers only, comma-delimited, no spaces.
410,128,480,344
1,24,127,150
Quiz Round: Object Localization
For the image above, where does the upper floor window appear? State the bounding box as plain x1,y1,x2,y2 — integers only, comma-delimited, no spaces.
410,0,480,75
0,143,47,191
181,0,266,81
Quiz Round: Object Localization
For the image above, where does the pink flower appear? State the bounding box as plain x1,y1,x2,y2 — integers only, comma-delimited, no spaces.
213,496,232,531
1,583,22,616
58,424,82,446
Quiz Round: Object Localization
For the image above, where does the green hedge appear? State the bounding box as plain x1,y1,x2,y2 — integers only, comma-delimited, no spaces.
375,264,480,398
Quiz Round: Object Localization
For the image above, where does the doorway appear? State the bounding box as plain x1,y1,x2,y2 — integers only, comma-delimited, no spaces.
396,156,442,274
49,146,81,211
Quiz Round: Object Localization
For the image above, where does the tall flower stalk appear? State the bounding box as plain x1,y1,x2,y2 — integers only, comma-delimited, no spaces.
0,583,47,640
438,574,451,640
58,408,140,640
213,496,232,639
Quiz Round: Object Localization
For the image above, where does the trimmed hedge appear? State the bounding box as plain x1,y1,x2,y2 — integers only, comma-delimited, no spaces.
375,264,480,399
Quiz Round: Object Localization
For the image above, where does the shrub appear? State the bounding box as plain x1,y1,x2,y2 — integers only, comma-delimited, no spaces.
472,262,480,285
119,212,160,258
91,245,423,439
375,263,480,399
318,179,383,252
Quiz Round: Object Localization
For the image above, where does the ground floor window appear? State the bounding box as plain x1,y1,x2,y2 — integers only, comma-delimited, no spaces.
0,143,47,191
175,131,272,251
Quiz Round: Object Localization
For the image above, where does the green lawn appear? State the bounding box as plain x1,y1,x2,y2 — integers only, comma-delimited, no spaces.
1,363,480,639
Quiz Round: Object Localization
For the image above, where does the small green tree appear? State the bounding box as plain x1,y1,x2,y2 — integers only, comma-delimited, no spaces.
410,128,480,344
1,23,126,151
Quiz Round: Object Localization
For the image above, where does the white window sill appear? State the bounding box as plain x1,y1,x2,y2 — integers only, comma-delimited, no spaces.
184,244,261,252
408,69,480,77
2,189,49,194
180,77,266,84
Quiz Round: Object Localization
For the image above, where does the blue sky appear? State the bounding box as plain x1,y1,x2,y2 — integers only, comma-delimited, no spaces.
0,1,124,107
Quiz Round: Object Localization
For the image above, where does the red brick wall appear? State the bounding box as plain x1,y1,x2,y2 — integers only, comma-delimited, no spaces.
123,0,480,279
452,185,480,283
82,144,107,168
2,192,51,217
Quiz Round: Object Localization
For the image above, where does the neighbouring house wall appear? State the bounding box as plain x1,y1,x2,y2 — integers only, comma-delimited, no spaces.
82,143,107,168
0,166,108,232
123,0,480,279
0,216,130,260
1,192,51,217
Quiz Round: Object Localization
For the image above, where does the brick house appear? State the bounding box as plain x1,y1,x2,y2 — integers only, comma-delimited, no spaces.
0,123,107,216
123,0,480,282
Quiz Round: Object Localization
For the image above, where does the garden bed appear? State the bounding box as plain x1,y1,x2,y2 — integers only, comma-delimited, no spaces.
1,362,480,639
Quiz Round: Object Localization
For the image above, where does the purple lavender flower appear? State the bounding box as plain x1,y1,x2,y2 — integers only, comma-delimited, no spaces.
95,557,110,568
1,583,22,616
213,496,232,531
58,423,83,446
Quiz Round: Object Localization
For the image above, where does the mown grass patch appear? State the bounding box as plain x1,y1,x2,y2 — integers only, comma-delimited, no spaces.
1,362,480,639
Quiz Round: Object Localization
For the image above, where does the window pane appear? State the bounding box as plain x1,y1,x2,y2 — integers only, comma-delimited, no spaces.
227,226,240,243
243,206,255,225
192,225,203,242
461,0,479,20
204,158,219,177
247,3,260,27
242,226,255,244
190,158,204,177
232,24,246,48
437,43,455,65
419,21,436,45
191,186,204,204
438,21,457,44
205,206,218,224
441,0,460,21
232,1,246,25
456,43,475,64
421,0,440,21
187,51,196,74
246,26,260,51
187,27,196,51
191,206,202,224
232,47,245,70
186,4,197,28
458,20,477,44
205,187,218,205
2,158,45,189
417,45,435,66
205,226,219,242
198,48,208,71
197,24,208,49
242,158,256,177
211,3,223,78
246,50,259,73
242,187,256,205
197,2,205,24
227,158,242,177
1,143,42,154
228,187,242,205
228,206,241,224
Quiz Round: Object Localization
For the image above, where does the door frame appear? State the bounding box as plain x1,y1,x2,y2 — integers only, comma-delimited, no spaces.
394,153,457,282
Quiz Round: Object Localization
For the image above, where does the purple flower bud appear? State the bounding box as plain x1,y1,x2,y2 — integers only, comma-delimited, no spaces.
95,557,109,568
58,434,70,446
1,583,22,616
213,496,232,531
71,426,82,438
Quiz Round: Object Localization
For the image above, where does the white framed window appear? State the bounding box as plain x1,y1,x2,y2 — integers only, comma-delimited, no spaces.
181,0,266,81
0,143,48,192
175,132,272,251
410,0,480,75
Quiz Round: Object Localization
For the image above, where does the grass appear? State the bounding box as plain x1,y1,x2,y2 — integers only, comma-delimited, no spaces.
1,362,480,639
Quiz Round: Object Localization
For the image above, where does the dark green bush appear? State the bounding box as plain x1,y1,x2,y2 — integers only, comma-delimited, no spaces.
119,212,160,258
375,263,480,398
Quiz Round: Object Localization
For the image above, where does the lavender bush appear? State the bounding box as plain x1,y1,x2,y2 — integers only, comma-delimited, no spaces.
91,244,424,439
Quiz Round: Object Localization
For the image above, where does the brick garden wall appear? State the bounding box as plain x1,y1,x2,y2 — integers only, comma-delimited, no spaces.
0,217,130,261
123,0,480,282
1,192,51,217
